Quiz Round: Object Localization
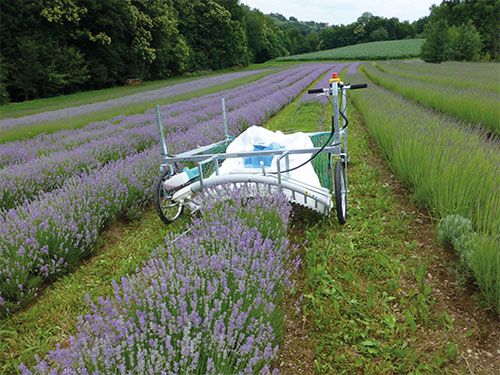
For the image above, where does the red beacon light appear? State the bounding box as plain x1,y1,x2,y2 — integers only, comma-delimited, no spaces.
329,71,341,83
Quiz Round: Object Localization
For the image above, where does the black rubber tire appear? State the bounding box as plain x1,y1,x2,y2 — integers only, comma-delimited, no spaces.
334,160,347,224
154,169,183,225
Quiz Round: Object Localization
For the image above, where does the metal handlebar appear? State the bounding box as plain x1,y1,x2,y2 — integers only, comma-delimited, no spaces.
307,83,367,95
308,88,324,94
345,83,368,90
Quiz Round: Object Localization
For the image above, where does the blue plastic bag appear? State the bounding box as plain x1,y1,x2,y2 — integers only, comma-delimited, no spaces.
244,142,283,168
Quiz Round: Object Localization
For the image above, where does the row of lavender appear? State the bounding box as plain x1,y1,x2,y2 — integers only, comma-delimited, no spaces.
0,66,317,209
0,69,268,130
0,66,298,167
0,63,331,315
21,189,295,374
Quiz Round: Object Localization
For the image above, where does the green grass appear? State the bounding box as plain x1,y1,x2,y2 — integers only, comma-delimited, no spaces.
362,63,500,134
374,61,500,94
0,209,189,373
266,86,468,372
276,39,424,61
0,61,298,120
0,70,276,144
349,70,499,310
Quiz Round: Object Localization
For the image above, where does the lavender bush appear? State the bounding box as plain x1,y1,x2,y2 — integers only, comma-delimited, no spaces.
0,125,158,209
346,62,361,76
0,148,160,314
0,64,330,315
20,188,295,374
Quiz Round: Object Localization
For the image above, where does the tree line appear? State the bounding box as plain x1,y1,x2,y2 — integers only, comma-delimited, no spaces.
421,0,499,63
1,0,429,104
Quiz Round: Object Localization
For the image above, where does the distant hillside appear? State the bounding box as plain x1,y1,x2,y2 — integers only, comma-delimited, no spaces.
277,39,424,61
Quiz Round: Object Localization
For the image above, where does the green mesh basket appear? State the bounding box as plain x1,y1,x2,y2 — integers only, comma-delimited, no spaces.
309,132,332,189
184,136,332,187
183,141,231,178
201,142,230,177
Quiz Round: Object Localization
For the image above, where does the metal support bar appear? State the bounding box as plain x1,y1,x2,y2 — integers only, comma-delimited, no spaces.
221,97,229,140
198,155,218,190
285,154,290,177
331,82,341,155
341,88,349,160
277,150,290,189
166,145,339,164
156,105,169,164
341,88,347,128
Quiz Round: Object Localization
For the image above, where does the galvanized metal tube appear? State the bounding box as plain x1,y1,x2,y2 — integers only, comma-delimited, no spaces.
221,97,229,140
156,105,169,163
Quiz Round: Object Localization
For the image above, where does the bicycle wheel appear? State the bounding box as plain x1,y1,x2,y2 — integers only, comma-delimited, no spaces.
154,169,183,225
334,160,347,224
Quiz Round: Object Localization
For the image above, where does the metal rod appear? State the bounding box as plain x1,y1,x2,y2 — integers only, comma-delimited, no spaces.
156,105,169,163
331,82,341,155
277,150,290,190
198,164,204,190
341,88,348,160
221,97,229,140
277,158,281,188
215,157,220,175
166,145,340,163
341,89,347,128
285,154,290,177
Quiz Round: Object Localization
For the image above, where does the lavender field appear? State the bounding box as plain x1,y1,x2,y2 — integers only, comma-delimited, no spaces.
0,69,269,130
0,63,329,315
1,58,498,374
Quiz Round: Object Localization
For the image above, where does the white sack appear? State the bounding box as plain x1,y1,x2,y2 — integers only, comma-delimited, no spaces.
218,126,322,188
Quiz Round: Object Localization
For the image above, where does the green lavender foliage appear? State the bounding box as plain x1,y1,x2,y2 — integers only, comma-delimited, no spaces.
362,63,500,134
349,71,499,311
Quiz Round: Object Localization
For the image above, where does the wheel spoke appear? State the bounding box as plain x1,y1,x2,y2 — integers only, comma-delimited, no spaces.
154,170,184,224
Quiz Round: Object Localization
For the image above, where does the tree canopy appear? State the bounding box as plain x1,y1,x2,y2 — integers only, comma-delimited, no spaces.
427,0,499,59
5,1,496,103
421,0,498,62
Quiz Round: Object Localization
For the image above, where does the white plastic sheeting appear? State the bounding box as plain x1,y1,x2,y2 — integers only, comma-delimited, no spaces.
218,126,322,188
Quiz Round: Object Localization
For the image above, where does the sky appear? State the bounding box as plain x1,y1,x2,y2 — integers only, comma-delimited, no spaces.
240,0,437,25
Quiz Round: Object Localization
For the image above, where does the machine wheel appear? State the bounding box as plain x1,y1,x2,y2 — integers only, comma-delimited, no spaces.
154,169,183,225
334,160,347,224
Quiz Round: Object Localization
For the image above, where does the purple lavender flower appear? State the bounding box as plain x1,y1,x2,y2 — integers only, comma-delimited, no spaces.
23,189,292,373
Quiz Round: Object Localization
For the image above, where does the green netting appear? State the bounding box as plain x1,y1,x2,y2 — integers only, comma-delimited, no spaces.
309,133,332,188
184,141,230,178
183,136,332,187
201,142,229,177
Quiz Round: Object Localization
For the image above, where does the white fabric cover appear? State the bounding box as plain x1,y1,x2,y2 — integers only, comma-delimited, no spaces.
218,126,321,188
